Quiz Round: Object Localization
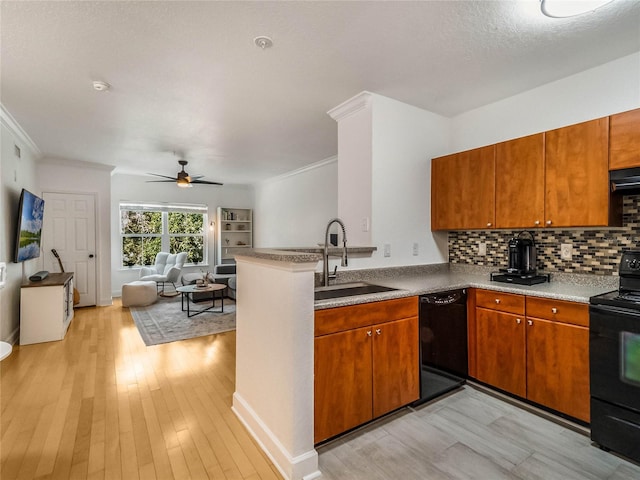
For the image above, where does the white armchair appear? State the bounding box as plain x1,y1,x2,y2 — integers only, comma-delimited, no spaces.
139,252,187,296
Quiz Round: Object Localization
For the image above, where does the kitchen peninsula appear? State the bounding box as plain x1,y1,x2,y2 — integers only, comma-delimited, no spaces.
232,250,618,480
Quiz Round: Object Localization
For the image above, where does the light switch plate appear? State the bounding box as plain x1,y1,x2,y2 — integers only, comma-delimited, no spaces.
383,244,391,257
478,242,487,256
412,243,419,256
0,262,6,289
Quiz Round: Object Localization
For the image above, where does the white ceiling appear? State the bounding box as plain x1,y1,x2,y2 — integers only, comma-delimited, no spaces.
1,1,639,184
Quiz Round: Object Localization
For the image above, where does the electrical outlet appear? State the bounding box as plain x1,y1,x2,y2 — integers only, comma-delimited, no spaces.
561,243,573,261
383,244,391,257
361,217,370,232
478,242,487,256
412,243,419,256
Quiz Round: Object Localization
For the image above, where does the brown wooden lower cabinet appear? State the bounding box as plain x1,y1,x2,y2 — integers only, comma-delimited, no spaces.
314,327,373,443
314,297,419,444
472,289,590,423
526,317,590,422
475,308,526,398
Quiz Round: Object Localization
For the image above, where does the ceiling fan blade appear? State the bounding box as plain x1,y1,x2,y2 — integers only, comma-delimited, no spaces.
145,179,177,183
147,173,178,180
191,179,224,186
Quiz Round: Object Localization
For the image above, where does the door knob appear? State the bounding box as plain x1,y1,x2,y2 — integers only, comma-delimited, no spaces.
495,299,501,304
551,307,557,314
534,220,540,226
516,318,521,324
546,220,552,226
486,222,492,227
375,328,381,335
527,320,533,326
366,331,372,337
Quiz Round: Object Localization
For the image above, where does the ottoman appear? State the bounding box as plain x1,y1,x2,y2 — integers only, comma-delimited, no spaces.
122,280,158,307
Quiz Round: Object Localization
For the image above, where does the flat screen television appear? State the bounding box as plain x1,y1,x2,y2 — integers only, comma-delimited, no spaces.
14,189,45,263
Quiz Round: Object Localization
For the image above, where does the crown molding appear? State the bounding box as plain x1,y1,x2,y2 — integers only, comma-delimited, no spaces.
327,91,373,122
0,104,42,158
39,156,116,172
257,156,337,185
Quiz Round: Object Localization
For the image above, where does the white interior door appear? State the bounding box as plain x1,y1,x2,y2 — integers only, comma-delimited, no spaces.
42,192,97,307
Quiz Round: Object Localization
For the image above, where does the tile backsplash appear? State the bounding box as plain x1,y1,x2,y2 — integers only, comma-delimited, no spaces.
448,195,640,276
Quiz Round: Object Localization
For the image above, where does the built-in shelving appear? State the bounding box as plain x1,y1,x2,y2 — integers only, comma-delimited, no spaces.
216,207,253,264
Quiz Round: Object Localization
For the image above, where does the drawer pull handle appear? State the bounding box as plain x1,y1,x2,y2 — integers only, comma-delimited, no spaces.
551,307,558,314
528,320,533,326
375,328,381,335
495,299,501,304
516,318,521,324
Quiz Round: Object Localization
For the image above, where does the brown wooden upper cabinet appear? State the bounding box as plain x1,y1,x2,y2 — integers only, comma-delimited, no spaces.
431,145,495,231
610,108,640,170
545,118,613,228
495,133,545,228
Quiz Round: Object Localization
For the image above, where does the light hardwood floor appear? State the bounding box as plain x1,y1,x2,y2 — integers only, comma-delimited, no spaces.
3,301,640,480
0,301,281,480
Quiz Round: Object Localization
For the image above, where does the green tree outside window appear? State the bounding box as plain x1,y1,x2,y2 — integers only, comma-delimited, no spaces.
120,207,206,266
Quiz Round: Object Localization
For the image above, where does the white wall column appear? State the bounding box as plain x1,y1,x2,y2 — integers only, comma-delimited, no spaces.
328,91,373,247
232,251,321,480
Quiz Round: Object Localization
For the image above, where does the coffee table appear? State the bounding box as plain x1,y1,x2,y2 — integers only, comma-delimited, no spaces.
176,283,226,317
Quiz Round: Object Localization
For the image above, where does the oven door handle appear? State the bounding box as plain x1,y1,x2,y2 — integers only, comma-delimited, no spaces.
591,304,640,318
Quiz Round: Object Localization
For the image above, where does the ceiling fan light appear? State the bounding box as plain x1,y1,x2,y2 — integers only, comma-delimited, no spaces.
176,178,192,188
540,0,615,18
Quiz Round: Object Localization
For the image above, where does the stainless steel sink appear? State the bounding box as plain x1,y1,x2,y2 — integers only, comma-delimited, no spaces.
314,282,398,301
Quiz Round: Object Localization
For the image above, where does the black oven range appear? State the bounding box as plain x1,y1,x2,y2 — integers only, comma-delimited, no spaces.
589,250,640,464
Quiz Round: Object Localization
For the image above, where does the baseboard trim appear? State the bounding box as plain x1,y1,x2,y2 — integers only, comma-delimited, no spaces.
6,326,19,345
232,392,320,480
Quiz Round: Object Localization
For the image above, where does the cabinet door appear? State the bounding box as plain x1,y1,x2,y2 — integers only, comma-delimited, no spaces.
475,308,526,397
431,145,495,230
314,327,373,443
526,318,590,422
545,118,610,227
371,317,419,418
495,133,545,228
610,108,640,170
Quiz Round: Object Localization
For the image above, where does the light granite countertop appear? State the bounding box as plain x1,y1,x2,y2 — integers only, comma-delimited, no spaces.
314,265,619,310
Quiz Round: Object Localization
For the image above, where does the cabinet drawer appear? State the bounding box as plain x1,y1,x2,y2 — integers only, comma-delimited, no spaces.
525,296,589,327
476,289,525,315
315,296,418,337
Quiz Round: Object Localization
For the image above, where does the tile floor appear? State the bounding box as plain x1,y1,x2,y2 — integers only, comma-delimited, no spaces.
317,385,640,480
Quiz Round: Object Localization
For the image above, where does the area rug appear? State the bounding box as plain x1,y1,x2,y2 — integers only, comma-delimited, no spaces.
129,295,236,346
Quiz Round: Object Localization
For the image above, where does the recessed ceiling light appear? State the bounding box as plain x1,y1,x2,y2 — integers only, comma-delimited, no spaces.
92,80,111,92
254,36,273,49
540,0,615,18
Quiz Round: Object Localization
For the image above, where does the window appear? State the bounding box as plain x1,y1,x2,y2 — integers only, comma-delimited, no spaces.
120,202,207,267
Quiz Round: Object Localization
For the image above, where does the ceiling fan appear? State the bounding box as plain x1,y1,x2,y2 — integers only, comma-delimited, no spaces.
146,160,223,188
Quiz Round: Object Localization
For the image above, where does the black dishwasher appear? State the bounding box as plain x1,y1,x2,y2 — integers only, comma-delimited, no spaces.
417,289,468,403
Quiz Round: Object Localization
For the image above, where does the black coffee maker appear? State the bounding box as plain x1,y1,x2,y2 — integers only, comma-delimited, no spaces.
507,231,537,275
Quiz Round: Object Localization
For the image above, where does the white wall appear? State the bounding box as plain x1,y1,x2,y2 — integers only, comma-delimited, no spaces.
253,158,338,248
366,93,450,268
38,159,114,306
451,51,640,151
334,99,374,247
111,173,254,296
1,108,41,343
